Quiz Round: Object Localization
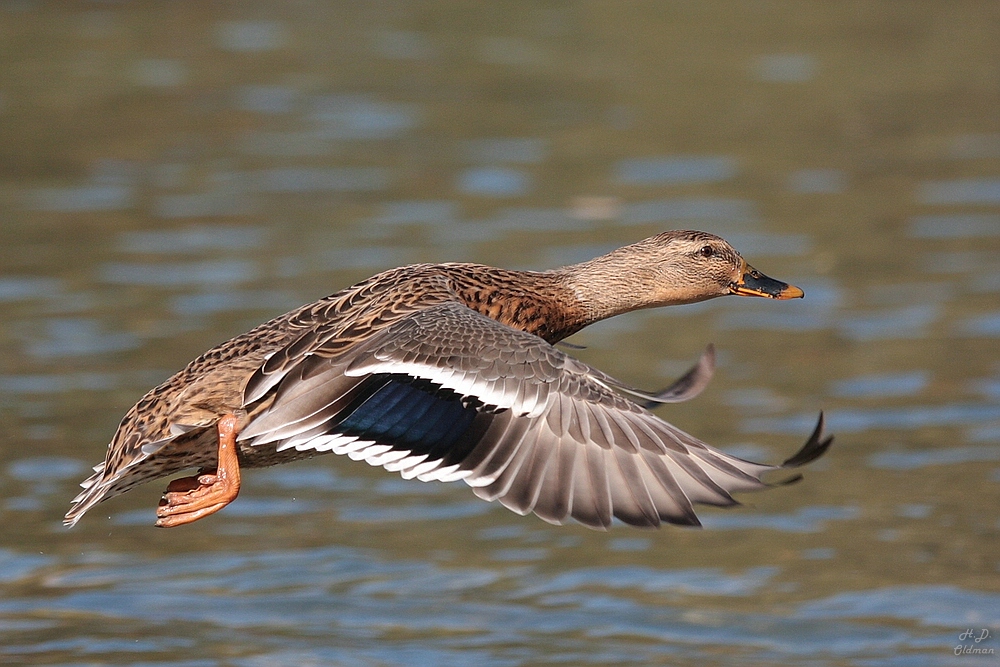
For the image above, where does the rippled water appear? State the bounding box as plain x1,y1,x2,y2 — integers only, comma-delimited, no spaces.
1,3,998,666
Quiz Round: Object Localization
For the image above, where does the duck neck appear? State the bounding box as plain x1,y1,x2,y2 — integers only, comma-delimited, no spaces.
548,253,659,326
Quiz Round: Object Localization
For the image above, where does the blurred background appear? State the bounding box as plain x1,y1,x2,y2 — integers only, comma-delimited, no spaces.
1,2,998,666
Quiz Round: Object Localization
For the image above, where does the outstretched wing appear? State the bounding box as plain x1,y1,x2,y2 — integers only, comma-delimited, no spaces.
238,301,830,529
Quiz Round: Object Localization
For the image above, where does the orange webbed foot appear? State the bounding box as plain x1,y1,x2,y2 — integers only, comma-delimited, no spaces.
155,414,242,528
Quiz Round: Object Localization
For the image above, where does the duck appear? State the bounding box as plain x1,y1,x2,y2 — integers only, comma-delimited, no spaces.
65,230,832,530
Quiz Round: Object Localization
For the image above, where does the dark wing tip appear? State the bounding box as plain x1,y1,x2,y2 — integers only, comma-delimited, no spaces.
639,343,716,409
780,412,834,468
773,473,804,487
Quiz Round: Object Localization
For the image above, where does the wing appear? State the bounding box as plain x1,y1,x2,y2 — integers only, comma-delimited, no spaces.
238,302,831,529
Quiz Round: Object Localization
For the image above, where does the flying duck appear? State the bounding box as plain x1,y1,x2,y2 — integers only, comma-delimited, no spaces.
65,230,831,530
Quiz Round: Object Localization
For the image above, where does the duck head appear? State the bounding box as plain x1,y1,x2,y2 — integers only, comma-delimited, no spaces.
559,230,803,320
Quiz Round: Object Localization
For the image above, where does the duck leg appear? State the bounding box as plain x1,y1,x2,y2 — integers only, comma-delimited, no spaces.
155,414,242,527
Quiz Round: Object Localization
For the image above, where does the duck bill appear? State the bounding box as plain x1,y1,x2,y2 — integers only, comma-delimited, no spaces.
729,260,804,299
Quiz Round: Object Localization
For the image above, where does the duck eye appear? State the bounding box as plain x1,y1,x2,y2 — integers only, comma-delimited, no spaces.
699,245,715,258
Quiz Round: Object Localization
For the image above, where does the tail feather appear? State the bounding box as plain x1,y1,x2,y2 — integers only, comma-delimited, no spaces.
64,467,110,527
64,458,150,527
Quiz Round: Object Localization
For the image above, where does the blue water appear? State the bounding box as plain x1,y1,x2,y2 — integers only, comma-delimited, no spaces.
1,516,995,666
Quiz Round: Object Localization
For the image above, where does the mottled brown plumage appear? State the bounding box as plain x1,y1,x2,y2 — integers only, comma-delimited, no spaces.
66,230,831,529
